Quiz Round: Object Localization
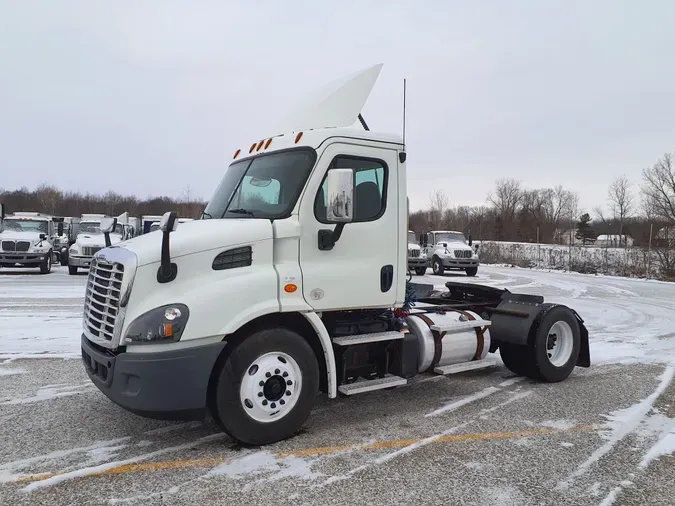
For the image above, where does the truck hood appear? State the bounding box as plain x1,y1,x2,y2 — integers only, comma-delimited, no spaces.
0,230,43,242
76,234,122,248
114,219,274,267
407,243,421,250
439,241,472,250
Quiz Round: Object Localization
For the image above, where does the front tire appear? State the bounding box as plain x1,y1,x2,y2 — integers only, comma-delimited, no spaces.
499,305,581,383
210,327,319,445
68,265,78,275
415,266,427,275
40,251,52,274
432,256,444,275
465,266,478,276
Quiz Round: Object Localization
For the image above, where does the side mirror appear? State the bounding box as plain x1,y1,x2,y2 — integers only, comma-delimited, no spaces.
160,211,179,232
39,233,47,240
100,217,117,234
468,231,472,247
0,203,4,219
325,168,354,223
101,217,117,247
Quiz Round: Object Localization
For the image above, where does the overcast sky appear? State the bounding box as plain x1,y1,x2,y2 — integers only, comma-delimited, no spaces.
1,0,674,214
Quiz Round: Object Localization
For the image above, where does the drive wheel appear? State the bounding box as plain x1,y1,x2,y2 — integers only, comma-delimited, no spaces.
432,256,444,275
465,266,478,276
210,327,319,445
415,266,427,275
68,265,78,275
500,305,581,383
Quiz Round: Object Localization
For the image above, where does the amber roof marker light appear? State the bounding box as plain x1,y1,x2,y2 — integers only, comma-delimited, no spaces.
295,132,303,144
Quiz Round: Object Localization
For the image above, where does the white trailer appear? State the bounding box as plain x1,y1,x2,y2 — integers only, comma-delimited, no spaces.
78,65,591,446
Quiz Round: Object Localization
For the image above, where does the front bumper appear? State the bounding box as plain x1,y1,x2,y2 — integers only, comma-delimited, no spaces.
441,258,479,268
81,335,227,420
69,255,93,268
0,252,49,265
407,257,427,268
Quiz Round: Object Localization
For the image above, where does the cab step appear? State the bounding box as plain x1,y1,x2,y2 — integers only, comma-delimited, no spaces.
433,358,498,375
338,374,408,395
332,330,405,346
430,319,491,334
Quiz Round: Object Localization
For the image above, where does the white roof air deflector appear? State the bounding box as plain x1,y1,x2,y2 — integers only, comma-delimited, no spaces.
273,63,384,135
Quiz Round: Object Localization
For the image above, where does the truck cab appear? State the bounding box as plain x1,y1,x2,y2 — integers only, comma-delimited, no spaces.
79,64,589,447
423,230,479,276
67,214,132,274
0,211,55,274
407,230,427,275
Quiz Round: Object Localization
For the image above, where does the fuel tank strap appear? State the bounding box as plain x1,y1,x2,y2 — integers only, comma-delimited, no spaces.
411,313,444,366
452,309,487,361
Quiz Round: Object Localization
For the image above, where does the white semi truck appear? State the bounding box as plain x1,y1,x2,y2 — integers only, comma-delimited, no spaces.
79,65,590,446
423,230,480,276
407,230,427,275
0,209,56,273
67,213,134,274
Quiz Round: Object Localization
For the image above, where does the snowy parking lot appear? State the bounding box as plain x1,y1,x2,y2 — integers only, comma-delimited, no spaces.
1,265,674,505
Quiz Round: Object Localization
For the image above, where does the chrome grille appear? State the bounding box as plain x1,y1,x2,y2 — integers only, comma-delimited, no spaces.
83,258,125,342
16,241,30,252
83,246,103,257
1,241,15,251
454,250,472,258
408,248,420,258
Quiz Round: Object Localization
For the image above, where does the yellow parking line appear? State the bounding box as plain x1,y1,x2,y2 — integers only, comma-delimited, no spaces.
15,424,596,485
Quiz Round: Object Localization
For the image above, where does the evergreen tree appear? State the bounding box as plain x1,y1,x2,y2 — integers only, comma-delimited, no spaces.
575,213,594,244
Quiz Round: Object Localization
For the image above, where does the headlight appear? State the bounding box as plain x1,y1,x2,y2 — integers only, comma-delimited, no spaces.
69,247,78,254
122,304,190,345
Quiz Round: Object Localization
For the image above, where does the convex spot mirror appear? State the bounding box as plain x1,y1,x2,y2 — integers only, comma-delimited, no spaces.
100,217,117,234
325,168,354,223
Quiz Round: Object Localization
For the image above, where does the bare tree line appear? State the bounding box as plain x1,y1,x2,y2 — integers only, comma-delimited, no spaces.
411,152,675,247
0,184,206,219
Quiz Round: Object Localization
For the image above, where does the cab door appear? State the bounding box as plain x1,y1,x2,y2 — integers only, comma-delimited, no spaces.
298,141,400,311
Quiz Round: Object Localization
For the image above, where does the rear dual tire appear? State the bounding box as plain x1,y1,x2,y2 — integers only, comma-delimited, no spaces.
499,305,581,383
209,327,319,446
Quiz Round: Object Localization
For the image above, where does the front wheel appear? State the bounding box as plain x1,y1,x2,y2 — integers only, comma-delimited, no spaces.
465,266,478,276
432,256,444,275
40,251,52,274
68,265,78,275
209,327,319,445
414,266,427,275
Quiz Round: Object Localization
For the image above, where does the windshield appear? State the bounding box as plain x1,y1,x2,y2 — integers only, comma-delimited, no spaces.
436,232,466,243
78,222,123,235
408,231,418,244
0,218,48,234
202,148,316,219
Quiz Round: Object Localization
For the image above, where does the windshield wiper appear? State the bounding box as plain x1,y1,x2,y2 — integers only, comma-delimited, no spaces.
226,208,255,217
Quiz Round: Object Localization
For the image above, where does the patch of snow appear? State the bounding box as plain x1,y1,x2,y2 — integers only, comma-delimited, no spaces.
541,420,576,430
559,442,575,448
0,383,95,405
21,433,227,492
599,486,622,506
462,461,483,469
0,367,26,377
206,451,323,484
557,366,675,490
425,387,500,417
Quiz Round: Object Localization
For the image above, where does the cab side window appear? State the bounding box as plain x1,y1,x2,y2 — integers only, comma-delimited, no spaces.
314,155,387,224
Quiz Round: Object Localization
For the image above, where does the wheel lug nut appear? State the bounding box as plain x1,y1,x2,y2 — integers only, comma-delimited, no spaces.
266,372,271,378
262,400,268,406
282,372,288,377
275,369,280,374
287,380,292,385
286,390,291,396
270,403,276,409
258,392,263,397
259,381,264,386
280,399,285,405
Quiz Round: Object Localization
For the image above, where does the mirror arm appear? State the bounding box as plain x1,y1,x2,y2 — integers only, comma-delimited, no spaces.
104,232,111,247
318,223,345,251
157,212,178,283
